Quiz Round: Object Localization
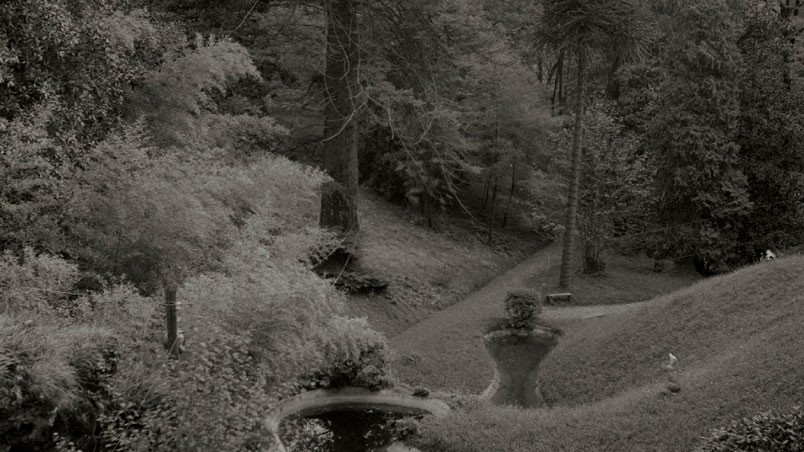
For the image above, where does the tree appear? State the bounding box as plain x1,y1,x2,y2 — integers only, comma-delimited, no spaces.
734,7,804,258
536,0,650,288
648,0,752,273
554,104,646,274
0,2,170,146
319,0,362,242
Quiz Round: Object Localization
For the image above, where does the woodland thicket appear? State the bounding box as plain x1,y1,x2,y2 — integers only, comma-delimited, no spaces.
1,0,803,450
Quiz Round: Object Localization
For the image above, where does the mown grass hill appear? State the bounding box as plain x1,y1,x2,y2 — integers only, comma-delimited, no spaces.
418,255,804,452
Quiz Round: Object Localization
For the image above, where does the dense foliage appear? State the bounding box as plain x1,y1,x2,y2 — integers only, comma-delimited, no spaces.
648,0,751,271
0,1,391,450
697,408,804,452
2,0,804,449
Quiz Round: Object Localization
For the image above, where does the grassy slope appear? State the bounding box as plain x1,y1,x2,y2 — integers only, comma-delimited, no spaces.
390,247,554,395
418,255,804,452
390,243,697,394
526,252,700,305
345,191,544,336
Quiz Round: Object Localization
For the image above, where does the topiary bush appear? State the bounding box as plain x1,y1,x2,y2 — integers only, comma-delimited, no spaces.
696,407,804,452
504,289,542,329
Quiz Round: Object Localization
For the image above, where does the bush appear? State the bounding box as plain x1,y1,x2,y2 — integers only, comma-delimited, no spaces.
96,336,281,452
301,316,393,390
504,289,542,329
0,247,79,316
0,319,119,452
696,408,804,452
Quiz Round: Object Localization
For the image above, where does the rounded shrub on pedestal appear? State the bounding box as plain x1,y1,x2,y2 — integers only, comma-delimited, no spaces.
504,290,542,329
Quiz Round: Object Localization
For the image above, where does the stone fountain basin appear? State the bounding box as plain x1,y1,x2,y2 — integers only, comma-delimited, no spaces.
266,386,450,451
481,324,560,408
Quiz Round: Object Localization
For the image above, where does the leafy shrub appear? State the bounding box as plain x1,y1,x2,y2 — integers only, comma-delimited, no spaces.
96,336,281,452
66,124,318,293
302,316,393,390
504,289,542,329
529,211,563,238
203,113,289,161
0,2,175,143
0,247,79,315
0,319,119,451
92,219,389,451
0,109,65,256
696,408,804,452
0,249,160,452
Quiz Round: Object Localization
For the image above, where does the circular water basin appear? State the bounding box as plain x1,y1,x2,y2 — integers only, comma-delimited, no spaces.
279,406,424,452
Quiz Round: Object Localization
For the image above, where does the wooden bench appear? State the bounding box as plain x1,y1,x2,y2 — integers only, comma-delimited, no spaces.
546,293,572,304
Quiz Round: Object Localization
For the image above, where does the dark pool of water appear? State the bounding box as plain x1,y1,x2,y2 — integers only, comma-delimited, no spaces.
485,333,556,408
278,408,420,452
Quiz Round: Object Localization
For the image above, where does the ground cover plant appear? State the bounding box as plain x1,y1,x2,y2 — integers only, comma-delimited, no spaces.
696,407,804,452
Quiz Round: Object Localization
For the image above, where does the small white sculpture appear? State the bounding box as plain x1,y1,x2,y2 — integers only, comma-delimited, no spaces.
663,353,681,393
663,352,677,370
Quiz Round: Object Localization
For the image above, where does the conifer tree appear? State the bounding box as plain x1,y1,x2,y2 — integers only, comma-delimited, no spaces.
320,0,362,242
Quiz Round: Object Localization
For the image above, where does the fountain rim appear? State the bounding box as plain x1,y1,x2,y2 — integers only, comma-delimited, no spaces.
265,387,450,430
265,386,450,451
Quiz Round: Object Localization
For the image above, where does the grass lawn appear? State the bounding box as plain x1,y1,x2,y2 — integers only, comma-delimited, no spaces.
345,190,545,336
415,255,804,452
390,243,698,395
525,249,701,305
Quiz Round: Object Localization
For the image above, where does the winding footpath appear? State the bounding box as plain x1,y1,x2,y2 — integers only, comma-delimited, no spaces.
389,243,646,394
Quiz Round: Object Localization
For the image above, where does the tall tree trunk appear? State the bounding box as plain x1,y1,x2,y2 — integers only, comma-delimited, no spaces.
558,48,586,289
537,53,544,83
481,174,491,210
320,0,360,240
556,55,564,109
551,53,563,113
605,54,621,99
502,162,516,228
488,176,498,245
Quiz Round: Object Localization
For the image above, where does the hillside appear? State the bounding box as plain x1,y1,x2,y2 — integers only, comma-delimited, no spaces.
418,255,804,452
344,190,545,336
388,243,697,395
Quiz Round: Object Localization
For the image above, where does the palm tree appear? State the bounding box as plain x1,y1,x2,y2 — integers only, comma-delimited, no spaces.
536,0,651,289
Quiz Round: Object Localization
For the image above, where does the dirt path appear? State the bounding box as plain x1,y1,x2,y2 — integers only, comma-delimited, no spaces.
389,243,647,394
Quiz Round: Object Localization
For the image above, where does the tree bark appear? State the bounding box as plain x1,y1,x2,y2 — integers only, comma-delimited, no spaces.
502,162,516,228
320,0,360,238
537,53,544,83
164,283,179,359
488,176,498,245
558,48,586,289
481,174,491,210
551,54,562,112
